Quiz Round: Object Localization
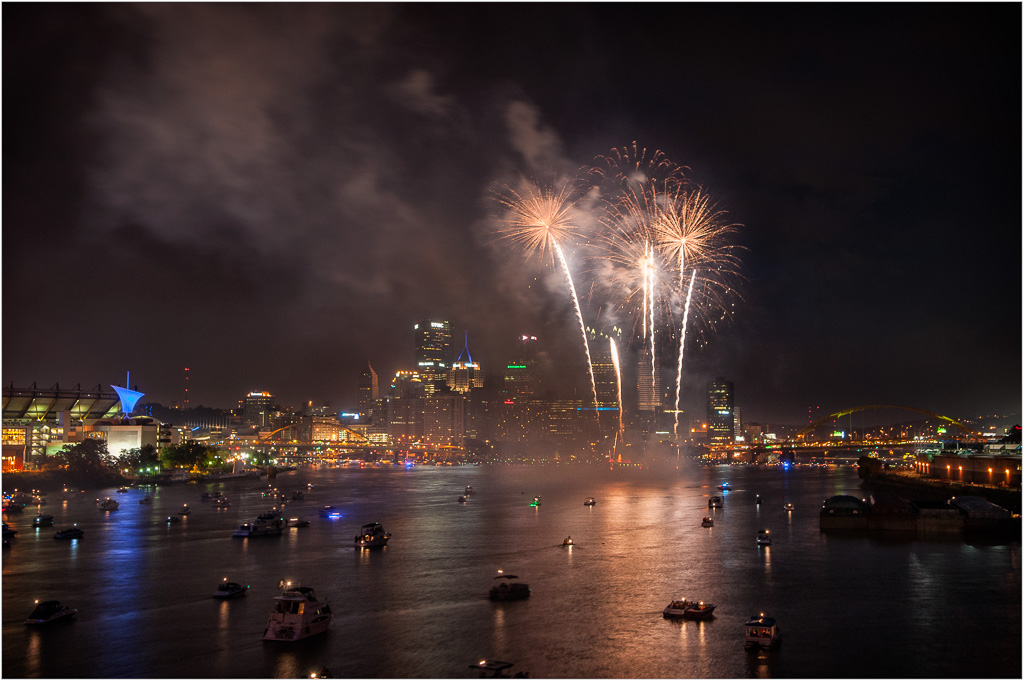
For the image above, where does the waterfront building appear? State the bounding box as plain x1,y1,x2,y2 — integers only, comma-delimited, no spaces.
242,391,274,428
424,393,465,447
707,378,735,446
388,396,424,443
358,362,378,421
414,319,452,396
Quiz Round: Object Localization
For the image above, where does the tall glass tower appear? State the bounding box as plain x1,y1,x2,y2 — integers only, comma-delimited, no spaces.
414,319,451,395
706,377,735,445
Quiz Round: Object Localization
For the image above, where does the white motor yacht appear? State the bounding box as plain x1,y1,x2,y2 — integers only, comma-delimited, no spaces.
263,587,333,641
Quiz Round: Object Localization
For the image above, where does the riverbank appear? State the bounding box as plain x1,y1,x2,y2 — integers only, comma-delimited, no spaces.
860,469,1022,514
2,469,128,494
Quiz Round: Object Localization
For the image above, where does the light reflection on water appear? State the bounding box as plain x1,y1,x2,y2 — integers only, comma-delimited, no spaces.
1,464,1020,678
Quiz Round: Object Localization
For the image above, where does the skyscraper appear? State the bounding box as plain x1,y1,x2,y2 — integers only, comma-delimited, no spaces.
448,331,484,393
414,319,451,395
358,362,378,420
636,344,661,412
707,378,735,445
243,390,273,428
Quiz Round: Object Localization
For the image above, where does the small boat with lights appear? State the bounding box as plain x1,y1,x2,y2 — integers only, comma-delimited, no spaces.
718,483,732,491
530,496,541,507
212,497,231,508
97,498,120,511
213,578,249,599
708,496,723,509
287,517,309,528
458,495,467,503
663,598,717,619
232,516,285,537
784,502,794,511
489,573,530,601
25,600,77,625
178,504,191,515
464,485,476,496
757,529,772,546
32,514,54,527
583,497,596,506
3,522,17,537
562,536,574,546
354,522,390,548
320,506,342,519
139,495,152,504
701,516,714,527
54,526,83,540
468,660,517,677
263,586,333,641
744,613,781,648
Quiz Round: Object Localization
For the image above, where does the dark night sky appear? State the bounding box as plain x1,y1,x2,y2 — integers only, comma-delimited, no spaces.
3,3,1021,425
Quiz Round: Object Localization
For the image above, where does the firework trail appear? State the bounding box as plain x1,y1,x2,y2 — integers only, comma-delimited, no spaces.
609,336,624,434
673,268,698,440
493,180,599,411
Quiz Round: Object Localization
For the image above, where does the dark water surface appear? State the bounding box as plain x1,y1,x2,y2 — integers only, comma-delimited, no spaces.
2,464,1020,678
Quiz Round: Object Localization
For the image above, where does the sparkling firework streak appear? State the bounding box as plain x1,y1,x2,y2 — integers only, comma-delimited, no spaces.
493,180,599,410
652,187,740,283
609,337,624,434
587,141,689,193
673,269,698,440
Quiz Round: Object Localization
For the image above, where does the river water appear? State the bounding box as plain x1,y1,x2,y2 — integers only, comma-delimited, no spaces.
2,462,1020,679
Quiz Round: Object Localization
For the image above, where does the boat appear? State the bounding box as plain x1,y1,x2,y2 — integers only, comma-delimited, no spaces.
287,518,309,528
201,492,223,502
262,586,333,641
708,496,723,509
32,514,54,527
701,516,714,527
117,487,129,493
25,600,77,625
213,578,249,598
2,522,16,537
464,485,475,496
755,495,762,505
178,505,191,515
718,483,732,491
3,501,26,513
354,522,391,548
232,517,285,537
784,502,795,511
54,526,84,540
583,497,596,506
468,660,517,677
139,495,152,505
562,536,574,546
212,497,231,508
167,516,180,523
320,506,342,519
663,598,717,619
457,495,467,503
530,496,541,507
757,529,772,546
97,498,120,511
489,573,530,601
744,613,781,648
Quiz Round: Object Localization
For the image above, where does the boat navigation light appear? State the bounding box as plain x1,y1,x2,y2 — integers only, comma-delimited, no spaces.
34,599,39,604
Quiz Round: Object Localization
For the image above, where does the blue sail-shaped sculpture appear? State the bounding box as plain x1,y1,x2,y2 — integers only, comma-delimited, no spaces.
111,371,144,416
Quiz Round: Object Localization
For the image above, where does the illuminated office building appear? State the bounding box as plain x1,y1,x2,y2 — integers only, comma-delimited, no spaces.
448,332,484,393
414,319,452,395
358,362,378,420
707,378,735,445
243,391,274,428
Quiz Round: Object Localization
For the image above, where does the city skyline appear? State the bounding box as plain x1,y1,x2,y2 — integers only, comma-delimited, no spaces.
3,4,1020,425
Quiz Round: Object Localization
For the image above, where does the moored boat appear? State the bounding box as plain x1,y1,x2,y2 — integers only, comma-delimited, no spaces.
25,600,77,625
263,587,333,641
489,572,530,601
32,514,54,527
663,598,717,619
54,526,84,540
354,522,391,548
744,613,781,648
213,578,250,598
97,498,120,511
232,516,285,537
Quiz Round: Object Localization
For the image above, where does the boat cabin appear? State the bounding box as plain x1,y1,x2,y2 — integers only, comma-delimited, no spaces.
744,614,780,648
